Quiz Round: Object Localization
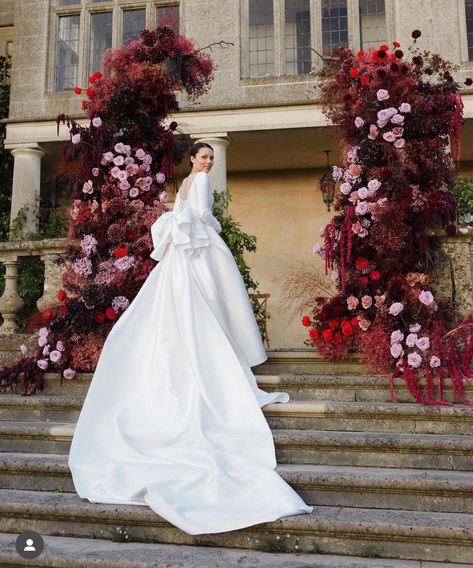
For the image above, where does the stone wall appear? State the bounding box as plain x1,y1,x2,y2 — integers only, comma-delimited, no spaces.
0,0,14,27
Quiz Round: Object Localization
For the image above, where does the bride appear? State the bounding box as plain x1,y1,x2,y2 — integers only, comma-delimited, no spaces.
68,142,313,535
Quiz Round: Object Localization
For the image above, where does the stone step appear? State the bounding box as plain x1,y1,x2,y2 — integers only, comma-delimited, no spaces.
258,374,473,404
1,533,466,568
255,349,365,375
275,429,473,470
2,453,473,514
1,396,473,434
2,421,473,471
1,489,472,562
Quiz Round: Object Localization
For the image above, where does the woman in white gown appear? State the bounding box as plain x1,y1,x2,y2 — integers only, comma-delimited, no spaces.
68,142,313,535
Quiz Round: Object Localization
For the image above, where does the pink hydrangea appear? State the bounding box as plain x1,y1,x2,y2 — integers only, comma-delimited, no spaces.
72,257,93,277
407,352,422,368
114,255,135,271
80,234,98,256
389,302,404,316
112,295,130,312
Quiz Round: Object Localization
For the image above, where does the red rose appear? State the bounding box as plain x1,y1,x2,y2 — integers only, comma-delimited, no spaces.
370,271,381,281
105,307,117,320
355,257,369,270
126,230,138,242
341,321,353,336
328,319,339,330
81,100,87,110
395,49,404,59
86,87,93,97
301,315,311,327
61,305,67,315
114,247,128,258
93,71,103,80
309,328,319,340
356,50,365,57
349,68,359,78
58,290,67,302
393,41,401,47
43,308,52,321
351,317,359,326
73,86,82,95
377,49,387,59
411,29,421,39
94,311,105,324
371,51,378,61
380,44,389,51
358,276,369,286
322,329,333,341
334,332,342,345
361,74,369,85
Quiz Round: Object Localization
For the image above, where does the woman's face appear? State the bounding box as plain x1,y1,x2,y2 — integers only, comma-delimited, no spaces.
191,147,214,173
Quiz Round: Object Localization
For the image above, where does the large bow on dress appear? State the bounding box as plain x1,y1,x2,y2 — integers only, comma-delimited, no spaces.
150,208,210,261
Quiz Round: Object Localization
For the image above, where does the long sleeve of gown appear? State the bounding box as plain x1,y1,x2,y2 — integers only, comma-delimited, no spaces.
194,172,222,234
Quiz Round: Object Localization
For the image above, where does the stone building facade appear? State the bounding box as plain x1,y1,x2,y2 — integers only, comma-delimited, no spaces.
1,0,473,347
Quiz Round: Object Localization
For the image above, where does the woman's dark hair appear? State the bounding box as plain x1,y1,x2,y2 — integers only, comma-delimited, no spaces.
189,142,214,168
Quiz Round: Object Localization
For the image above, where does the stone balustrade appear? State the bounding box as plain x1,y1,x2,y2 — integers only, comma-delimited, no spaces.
0,238,68,333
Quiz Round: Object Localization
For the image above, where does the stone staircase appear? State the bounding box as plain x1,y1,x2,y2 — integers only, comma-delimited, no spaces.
0,348,472,567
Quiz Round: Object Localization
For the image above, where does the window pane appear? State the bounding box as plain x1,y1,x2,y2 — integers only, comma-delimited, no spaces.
59,0,81,5
359,0,386,51
56,14,80,91
157,5,180,34
89,11,112,76
321,0,348,57
285,0,311,75
249,0,274,77
123,9,146,42
466,0,473,60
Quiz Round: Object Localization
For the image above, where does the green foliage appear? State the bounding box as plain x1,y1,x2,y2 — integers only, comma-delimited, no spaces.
17,257,45,327
453,176,473,223
310,541,323,554
257,538,288,553
360,545,382,558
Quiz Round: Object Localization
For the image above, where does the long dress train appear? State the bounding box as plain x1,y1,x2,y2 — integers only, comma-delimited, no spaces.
68,171,313,535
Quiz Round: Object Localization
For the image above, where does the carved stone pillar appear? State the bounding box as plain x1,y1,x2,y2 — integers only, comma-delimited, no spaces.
36,252,62,313
0,257,25,333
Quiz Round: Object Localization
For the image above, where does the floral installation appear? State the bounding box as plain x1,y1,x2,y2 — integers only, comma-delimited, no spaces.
302,31,473,405
0,25,215,395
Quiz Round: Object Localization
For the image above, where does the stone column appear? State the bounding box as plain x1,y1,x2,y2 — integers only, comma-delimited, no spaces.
7,144,45,237
36,252,63,313
192,133,231,195
0,257,24,333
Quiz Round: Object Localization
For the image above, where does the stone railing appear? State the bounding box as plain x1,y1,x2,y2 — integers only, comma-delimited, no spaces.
0,238,68,333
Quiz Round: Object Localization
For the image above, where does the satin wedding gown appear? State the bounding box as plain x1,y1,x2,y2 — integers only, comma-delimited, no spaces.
68,171,313,535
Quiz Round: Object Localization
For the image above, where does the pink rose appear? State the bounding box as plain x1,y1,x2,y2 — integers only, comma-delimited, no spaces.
390,343,403,358
377,118,388,129
37,359,49,370
313,242,322,255
82,180,93,194
143,154,153,164
92,167,99,177
102,151,114,162
361,295,373,309
407,352,422,368
347,295,359,310
368,124,379,140
377,89,389,101
389,302,404,316
135,148,146,160
355,201,369,215
351,222,363,234
429,355,441,368
415,337,430,351
409,323,421,333
360,218,370,228
42,345,50,356
399,102,411,113
394,138,405,149
359,318,371,331
391,330,404,344
419,290,434,306
392,127,404,137
71,133,81,144
367,179,381,191
39,327,48,337
331,269,339,283
355,116,364,128
391,114,405,125
129,187,140,198
119,180,131,191
349,191,359,203
114,143,125,154
113,155,125,166
358,187,368,199
406,333,417,347
340,182,352,195
49,350,62,363
332,166,344,181
156,172,166,184
92,117,102,127
110,166,121,178
20,344,28,356
63,368,76,380
123,145,131,155
159,191,169,203
358,228,369,238
383,132,396,142
117,170,128,182
56,341,65,352
38,336,48,347
377,109,389,121
124,156,135,165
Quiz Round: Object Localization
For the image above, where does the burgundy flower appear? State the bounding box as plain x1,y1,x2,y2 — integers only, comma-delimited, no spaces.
411,29,421,39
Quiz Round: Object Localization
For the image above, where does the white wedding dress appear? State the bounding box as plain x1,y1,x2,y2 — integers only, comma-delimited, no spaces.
68,171,313,535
